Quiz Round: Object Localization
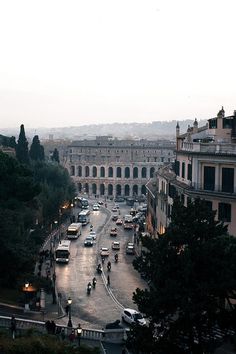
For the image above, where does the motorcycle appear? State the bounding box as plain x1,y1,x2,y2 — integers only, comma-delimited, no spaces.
92,277,97,288
97,264,102,274
107,261,111,272
87,282,92,295
115,254,118,263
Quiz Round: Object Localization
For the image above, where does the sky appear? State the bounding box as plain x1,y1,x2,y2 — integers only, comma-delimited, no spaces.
0,0,236,128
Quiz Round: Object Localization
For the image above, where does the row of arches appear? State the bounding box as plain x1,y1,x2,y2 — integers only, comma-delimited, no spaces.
71,165,155,179
77,183,146,196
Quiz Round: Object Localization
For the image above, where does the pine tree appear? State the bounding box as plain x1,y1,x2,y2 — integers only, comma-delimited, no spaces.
51,148,59,163
16,124,29,164
29,135,45,161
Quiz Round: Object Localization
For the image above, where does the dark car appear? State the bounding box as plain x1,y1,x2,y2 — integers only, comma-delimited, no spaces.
114,197,125,203
105,320,123,329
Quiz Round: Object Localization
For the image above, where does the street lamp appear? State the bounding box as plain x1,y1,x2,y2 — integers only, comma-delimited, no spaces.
77,323,82,346
67,297,73,327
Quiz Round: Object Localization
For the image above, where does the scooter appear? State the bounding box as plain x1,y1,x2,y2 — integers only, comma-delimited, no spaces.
107,261,111,272
92,277,97,288
97,264,102,274
87,282,92,295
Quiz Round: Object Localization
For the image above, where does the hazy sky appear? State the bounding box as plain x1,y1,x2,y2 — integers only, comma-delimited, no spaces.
0,0,236,128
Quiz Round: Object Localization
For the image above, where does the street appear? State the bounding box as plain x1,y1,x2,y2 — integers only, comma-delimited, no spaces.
56,199,147,329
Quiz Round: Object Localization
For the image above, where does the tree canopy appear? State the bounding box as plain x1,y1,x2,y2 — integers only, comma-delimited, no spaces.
29,135,45,161
130,198,236,353
15,124,29,164
51,148,60,163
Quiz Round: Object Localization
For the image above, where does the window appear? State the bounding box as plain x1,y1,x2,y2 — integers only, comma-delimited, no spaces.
141,167,147,178
218,203,231,222
223,118,233,129
209,119,217,129
175,160,180,176
92,166,97,177
169,184,176,198
182,162,185,178
116,167,121,178
222,168,234,193
204,166,215,191
125,167,130,178
187,164,192,181
100,166,105,177
108,167,113,177
133,167,138,179
150,167,155,178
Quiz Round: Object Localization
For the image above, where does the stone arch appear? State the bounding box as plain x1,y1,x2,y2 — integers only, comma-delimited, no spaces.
108,184,113,196
133,167,138,179
77,183,82,192
141,185,146,195
108,167,113,178
124,184,130,196
100,184,105,195
116,184,121,196
100,166,105,178
125,167,130,178
85,166,90,177
84,183,89,194
92,166,97,178
92,183,97,194
133,185,138,196
77,165,82,177
141,167,147,178
150,167,155,178
116,167,122,178
70,166,75,176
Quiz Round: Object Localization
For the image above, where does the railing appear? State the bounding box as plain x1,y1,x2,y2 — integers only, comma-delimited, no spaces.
182,142,236,155
0,315,126,344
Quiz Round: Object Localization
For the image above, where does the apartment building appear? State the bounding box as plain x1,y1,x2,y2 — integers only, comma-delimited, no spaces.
146,107,236,237
65,136,175,198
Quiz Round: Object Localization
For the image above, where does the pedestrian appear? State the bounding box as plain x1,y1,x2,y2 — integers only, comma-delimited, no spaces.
10,316,16,339
69,329,76,342
77,323,82,346
107,275,110,286
60,328,66,341
50,320,56,334
45,320,51,334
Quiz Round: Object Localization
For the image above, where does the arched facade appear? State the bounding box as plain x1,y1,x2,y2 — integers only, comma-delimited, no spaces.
141,167,147,178
108,184,113,195
116,184,121,196
150,167,155,178
92,183,97,194
100,166,105,177
100,184,105,195
141,185,146,195
85,166,89,177
77,182,82,192
108,167,113,178
116,167,122,178
92,166,97,178
125,167,130,178
133,185,138,196
124,184,130,196
71,166,75,176
78,165,82,177
133,167,138,179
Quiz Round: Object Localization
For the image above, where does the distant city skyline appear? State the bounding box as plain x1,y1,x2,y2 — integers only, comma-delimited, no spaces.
0,0,236,129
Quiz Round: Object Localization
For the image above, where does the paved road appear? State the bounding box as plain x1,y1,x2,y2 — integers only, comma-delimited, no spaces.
56,199,146,330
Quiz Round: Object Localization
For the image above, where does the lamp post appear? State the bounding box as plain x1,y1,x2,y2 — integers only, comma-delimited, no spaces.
24,282,30,311
77,323,82,346
67,297,73,327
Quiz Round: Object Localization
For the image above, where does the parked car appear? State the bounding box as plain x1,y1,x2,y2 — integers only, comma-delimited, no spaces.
114,197,125,203
116,218,123,225
112,241,120,250
93,204,100,211
89,231,97,240
84,236,93,247
110,227,118,237
100,247,109,257
121,308,146,326
105,320,123,329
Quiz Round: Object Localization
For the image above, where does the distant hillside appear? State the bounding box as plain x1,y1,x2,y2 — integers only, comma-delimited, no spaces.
0,119,207,141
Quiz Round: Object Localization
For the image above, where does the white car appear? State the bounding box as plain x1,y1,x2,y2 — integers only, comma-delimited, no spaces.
112,241,120,250
100,247,109,257
122,308,146,326
89,231,97,240
93,204,100,211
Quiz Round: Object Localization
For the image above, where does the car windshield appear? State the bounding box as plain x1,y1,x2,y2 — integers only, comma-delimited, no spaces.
133,313,143,320
90,232,96,235
86,237,93,240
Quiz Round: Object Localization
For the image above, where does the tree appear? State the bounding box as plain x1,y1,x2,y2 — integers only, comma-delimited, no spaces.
131,198,236,353
29,135,45,161
51,148,60,163
16,124,29,164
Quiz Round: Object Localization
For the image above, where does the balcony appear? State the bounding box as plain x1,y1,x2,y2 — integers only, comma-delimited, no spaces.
189,182,236,199
181,142,236,155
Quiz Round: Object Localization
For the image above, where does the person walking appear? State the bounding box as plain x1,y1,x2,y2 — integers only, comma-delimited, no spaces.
10,316,16,339
107,275,110,286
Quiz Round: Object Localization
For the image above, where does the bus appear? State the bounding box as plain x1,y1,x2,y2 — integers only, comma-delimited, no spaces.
55,240,71,263
66,223,82,240
77,197,89,209
123,215,133,230
78,210,90,226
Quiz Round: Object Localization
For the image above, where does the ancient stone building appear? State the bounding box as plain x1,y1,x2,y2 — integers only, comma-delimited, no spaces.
65,136,175,198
